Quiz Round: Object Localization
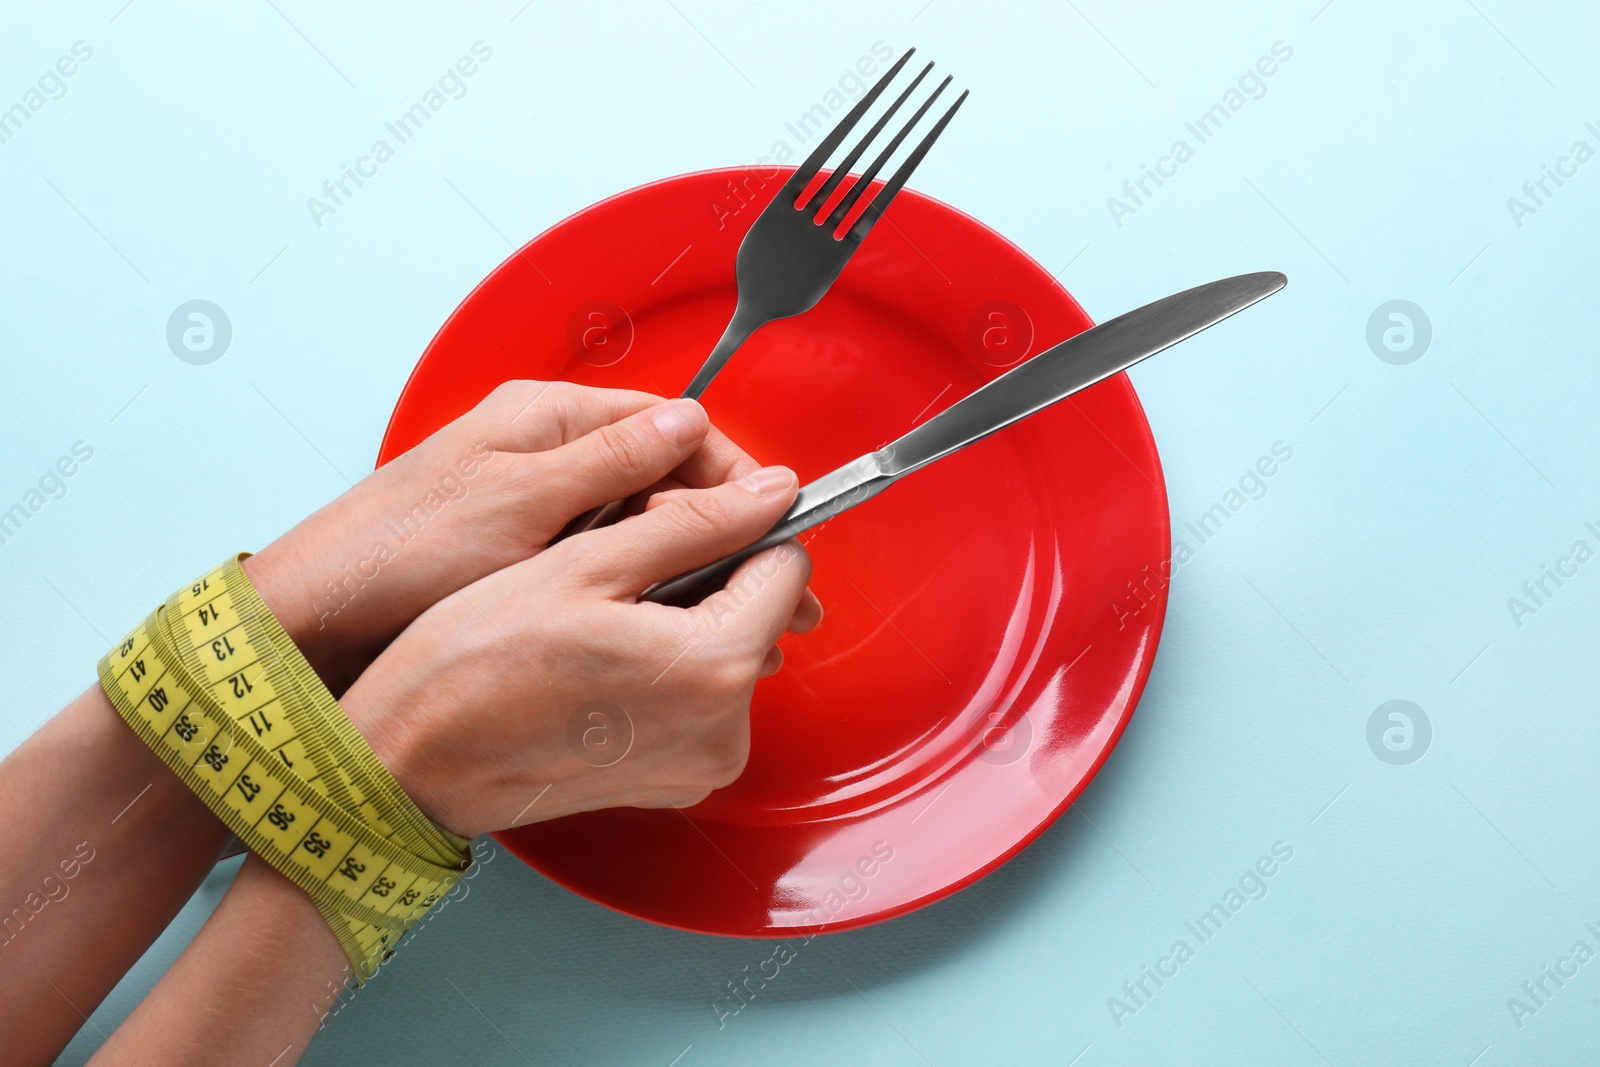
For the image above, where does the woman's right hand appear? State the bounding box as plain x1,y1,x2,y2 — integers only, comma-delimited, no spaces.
241,380,777,694
339,464,822,838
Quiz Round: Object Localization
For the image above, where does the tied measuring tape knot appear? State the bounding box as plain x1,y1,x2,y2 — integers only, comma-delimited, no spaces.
97,554,471,980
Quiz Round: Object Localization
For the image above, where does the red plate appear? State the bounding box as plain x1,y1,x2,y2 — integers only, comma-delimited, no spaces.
377,167,1169,937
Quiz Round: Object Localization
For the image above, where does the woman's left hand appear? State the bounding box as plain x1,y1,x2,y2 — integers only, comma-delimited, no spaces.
243,380,777,691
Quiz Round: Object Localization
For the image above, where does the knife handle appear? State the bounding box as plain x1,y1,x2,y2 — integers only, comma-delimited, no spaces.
554,497,627,542
639,526,799,606
641,476,892,604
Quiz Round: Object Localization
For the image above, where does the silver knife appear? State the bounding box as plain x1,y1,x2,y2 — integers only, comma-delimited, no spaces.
641,271,1287,604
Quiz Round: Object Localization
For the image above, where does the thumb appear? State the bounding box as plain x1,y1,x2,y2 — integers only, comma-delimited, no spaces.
530,399,710,521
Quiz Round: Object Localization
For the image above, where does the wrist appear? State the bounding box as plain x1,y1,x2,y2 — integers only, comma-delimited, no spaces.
242,544,376,695
245,547,478,840
239,429,490,695
84,683,231,845
98,854,348,1065
230,853,348,972
337,663,474,839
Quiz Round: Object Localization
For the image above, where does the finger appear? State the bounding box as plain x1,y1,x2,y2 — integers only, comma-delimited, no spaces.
530,399,710,520
689,540,812,656
640,482,692,512
556,466,799,594
473,380,668,453
618,476,687,519
621,423,765,516
668,423,764,489
758,646,783,678
789,588,823,634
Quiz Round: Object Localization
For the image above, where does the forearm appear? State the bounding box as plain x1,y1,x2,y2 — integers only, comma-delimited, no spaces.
0,684,231,1065
242,528,397,699
27,386,794,1065
0,542,367,1064
0,543,387,1064
90,854,348,1067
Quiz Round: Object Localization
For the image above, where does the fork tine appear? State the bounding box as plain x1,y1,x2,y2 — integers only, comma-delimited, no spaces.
848,89,969,241
788,48,916,194
802,62,934,213
827,75,952,229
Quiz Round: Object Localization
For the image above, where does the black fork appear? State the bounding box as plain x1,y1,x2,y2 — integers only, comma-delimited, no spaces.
680,47,968,397
559,48,966,539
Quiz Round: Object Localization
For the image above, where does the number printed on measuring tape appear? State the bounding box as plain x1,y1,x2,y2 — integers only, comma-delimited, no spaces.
159,564,461,867
98,556,471,978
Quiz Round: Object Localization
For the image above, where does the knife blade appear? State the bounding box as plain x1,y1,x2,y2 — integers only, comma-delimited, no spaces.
641,271,1287,604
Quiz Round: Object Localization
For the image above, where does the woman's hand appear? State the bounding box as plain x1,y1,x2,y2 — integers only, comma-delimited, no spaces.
242,380,770,692
86,449,824,1067
340,466,821,837
13,377,823,1066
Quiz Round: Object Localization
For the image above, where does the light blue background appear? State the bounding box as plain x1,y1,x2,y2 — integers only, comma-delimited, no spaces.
3,1,1596,1063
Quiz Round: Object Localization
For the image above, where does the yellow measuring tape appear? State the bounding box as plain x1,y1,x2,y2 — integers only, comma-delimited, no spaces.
97,555,471,979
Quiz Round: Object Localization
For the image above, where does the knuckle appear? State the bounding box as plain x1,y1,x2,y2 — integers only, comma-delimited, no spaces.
485,379,553,412
494,452,545,498
668,490,734,538
715,742,750,786
706,651,758,698
698,731,749,788
482,379,522,407
591,422,651,479
531,382,576,403
477,380,565,447
539,382,583,425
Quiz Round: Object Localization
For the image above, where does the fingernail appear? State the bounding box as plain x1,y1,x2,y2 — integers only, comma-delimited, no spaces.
651,400,704,446
739,465,796,495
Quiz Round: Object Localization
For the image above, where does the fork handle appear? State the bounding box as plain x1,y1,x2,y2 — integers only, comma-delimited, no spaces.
681,308,761,400
551,309,763,544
